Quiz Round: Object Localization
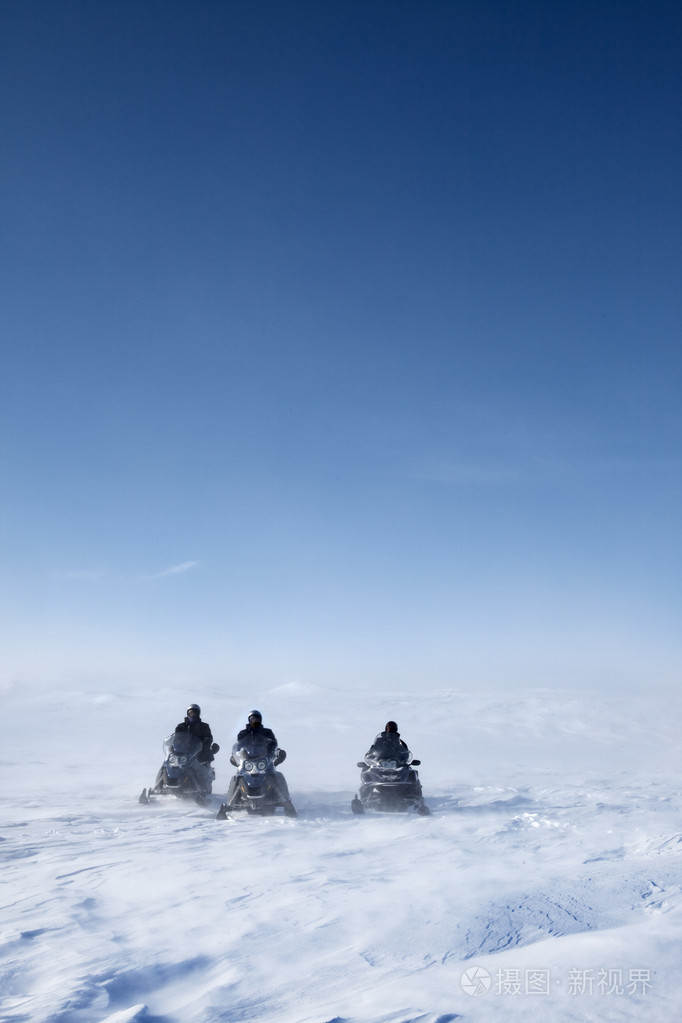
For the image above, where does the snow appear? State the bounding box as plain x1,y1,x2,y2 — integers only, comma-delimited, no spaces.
1,679,681,1022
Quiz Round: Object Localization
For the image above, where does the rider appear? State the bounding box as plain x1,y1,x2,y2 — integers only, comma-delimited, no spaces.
366,720,409,759
236,709,279,757
175,704,218,763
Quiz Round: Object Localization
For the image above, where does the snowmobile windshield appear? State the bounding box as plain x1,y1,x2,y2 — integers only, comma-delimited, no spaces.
232,736,273,762
367,735,410,764
163,731,203,757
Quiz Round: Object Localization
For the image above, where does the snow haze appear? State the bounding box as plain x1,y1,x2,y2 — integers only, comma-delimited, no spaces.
2,679,681,1022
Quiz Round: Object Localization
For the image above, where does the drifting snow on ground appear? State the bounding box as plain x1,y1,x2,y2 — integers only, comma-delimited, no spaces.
1,681,681,1022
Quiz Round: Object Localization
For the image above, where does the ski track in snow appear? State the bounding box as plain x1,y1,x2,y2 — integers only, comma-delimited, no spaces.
1,684,681,1023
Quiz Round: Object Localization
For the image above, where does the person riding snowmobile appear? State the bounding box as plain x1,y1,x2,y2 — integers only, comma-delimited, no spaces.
175,704,219,763
140,704,219,803
227,710,293,806
352,719,429,814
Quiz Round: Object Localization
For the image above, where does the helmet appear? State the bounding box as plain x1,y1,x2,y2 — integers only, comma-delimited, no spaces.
248,709,262,724
385,721,398,733
187,704,201,717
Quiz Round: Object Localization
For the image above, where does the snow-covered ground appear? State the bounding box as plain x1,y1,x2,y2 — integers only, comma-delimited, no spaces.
2,677,680,1023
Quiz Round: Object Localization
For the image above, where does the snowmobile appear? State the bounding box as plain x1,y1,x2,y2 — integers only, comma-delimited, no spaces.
216,737,296,818
139,730,218,805
351,736,430,815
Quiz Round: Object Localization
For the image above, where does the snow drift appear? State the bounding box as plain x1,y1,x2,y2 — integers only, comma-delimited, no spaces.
1,678,680,1022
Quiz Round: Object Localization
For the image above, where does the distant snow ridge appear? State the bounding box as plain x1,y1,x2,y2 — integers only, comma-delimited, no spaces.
266,680,333,696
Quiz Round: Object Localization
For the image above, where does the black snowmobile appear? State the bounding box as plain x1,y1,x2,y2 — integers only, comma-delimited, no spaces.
351,734,430,815
217,736,296,818
139,730,218,805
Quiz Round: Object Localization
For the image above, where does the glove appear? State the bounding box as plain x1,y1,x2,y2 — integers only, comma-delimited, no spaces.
211,743,220,754
230,755,237,766
275,749,287,765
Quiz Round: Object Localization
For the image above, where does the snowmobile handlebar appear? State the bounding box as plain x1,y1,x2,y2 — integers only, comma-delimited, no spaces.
358,758,421,767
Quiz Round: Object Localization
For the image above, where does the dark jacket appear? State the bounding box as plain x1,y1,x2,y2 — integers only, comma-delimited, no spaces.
176,716,214,761
367,731,408,759
236,723,278,756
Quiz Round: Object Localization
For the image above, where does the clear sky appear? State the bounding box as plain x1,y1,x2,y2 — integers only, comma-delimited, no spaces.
2,0,680,693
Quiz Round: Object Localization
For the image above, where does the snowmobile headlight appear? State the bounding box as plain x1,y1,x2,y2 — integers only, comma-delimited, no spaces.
256,760,267,771
244,760,254,772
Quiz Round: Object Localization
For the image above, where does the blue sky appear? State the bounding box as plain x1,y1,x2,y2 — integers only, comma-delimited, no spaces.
2,0,680,693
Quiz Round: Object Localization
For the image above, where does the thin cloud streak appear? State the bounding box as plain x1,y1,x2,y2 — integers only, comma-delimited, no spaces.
146,561,202,581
